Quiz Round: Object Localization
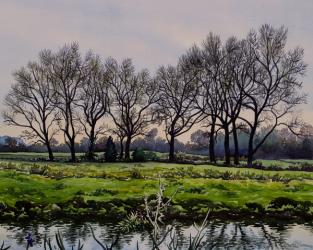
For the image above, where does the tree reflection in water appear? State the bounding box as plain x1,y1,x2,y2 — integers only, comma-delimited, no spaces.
0,220,311,249
202,221,293,249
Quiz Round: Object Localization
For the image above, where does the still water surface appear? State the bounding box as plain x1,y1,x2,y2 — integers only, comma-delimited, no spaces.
0,220,313,249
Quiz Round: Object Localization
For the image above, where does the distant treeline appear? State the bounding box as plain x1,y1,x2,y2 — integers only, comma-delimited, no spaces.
1,124,312,161
2,24,307,165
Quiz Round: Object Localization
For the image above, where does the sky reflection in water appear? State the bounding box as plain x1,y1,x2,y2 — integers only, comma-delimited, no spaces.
0,220,313,249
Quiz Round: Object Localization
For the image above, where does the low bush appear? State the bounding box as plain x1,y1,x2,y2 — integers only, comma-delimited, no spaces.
104,136,117,162
174,152,197,164
132,148,147,162
245,202,264,212
144,151,160,161
269,197,300,209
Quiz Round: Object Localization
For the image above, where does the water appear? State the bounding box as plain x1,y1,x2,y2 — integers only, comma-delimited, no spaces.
1,220,313,249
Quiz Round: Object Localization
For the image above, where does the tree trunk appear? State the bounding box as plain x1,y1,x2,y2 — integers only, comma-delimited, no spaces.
247,127,256,167
119,139,124,160
70,140,76,162
124,136,132,161
87,139,96,161
224,125,230,165
247,153,253,167
169,134,175,162
232,120,239,165
209,122,216,163
46,143,54,161
87,128,96,161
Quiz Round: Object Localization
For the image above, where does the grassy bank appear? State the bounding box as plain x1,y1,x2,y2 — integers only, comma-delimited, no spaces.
0,160,313,221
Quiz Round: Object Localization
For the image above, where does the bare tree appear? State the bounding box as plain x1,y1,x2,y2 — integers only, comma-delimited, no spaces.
240,24,307,166
43,43,85,162
225,38,252,165
216,37,248,165
106,58,158,161
110,126,126,160
184,34,224,164
155,62,202,162
77,52,109,161
3,58,58,161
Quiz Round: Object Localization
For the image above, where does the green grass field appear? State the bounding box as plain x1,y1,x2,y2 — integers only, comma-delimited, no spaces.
1,152,313,167
0,152,87,161
0,157,312,219
0,152,313,220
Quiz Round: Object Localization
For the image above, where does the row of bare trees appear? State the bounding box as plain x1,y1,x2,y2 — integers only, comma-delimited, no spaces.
2,24,307,166
179,24,306,165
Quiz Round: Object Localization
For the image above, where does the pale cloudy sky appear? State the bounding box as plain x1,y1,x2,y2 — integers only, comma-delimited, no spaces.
0,0,312,137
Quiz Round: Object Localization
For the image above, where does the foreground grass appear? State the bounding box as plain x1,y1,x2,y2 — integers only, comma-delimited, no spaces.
0,160,313,221
1,170,313,208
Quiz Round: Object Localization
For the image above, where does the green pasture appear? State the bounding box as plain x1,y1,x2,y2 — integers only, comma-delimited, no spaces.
0,159,312,214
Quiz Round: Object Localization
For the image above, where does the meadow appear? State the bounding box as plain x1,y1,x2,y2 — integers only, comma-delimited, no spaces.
0,152,313,222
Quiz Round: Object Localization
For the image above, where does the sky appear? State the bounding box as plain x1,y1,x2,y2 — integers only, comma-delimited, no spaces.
0,0,313,139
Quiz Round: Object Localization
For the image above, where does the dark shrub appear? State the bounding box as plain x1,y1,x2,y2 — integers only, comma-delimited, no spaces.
245,202,264,212
82,152,98,161
132,148,147,162
269,197,299,209
15,200,34,213
104,136,117,162
301,137,313,159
